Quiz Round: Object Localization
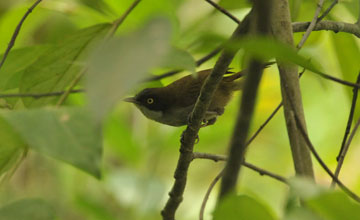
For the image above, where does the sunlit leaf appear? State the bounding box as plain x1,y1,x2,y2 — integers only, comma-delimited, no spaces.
1,107,102,178
86,18,172,121
20,23,111,108
0,198,55,220
213,194,275,220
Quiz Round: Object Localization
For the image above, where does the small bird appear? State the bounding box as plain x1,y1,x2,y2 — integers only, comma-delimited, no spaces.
124,69,244,127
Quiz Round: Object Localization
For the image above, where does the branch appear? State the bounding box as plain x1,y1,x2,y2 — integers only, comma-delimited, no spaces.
161,12,252,220
204,0,241,24
192,152,288,184
292,21,360,38
105,0,142,39
297,0,325,49
195,152,288,220
0,89,84,99
0,0,43,70
219,0,272,199
272,0,315,178
55,0,142,106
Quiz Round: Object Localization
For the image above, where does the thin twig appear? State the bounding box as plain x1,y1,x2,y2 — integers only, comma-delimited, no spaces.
192,152,288,184
332,117,360,187
246,69,305,147
105,0,142,39
317,0,338,22
55,0,142,107
246,102,283,146
336,73,360,162
297,0,325,49
204,0,241,24
196,152,288,220
283,83,360,202
0,89,84,99
311,70,360,89
0,0,43,70
199,169,223,220
145,47,221,82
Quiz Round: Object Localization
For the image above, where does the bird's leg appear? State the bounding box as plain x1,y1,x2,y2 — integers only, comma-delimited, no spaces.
201,108,224,127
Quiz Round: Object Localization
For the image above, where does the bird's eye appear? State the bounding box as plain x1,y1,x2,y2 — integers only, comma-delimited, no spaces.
147,98,154,104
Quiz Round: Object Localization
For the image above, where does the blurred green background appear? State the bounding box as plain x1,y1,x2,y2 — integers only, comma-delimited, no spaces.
0,0,360,219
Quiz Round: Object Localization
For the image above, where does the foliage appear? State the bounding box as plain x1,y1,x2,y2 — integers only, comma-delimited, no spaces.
0,0,359,219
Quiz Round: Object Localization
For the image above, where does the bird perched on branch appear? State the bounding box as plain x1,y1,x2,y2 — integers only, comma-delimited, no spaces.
124,69,245,127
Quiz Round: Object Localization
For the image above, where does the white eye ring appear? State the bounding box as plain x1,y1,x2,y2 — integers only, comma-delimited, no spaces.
147,98,154,104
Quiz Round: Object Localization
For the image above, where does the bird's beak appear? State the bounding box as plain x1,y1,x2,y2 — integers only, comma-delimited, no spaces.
123,97,137,104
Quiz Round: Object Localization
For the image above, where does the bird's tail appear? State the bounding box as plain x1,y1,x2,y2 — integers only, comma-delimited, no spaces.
224,61,275,91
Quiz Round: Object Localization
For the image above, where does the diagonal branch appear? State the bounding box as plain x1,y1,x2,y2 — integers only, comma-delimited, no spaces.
192,152,288,184
297,0,325,49
285,90,360,202
161,12,252,220
317,0,338,22
0,0,43,70
204,0,241,24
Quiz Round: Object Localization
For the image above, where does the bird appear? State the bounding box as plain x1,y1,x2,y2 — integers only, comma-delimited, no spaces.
124,69,245,127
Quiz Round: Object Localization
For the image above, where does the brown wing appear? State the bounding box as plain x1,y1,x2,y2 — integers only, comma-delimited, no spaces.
165,70,211,108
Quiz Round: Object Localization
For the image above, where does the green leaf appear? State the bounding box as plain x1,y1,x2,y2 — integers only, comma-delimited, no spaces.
229,36,322,74
306,191,360,220
1,107,102,178
161,47,196,73
0,46,49,91
87,18,172,121
0,198,55,220
0,117,25,176
20,23,111,108
213,194,275,220
78,0,115,16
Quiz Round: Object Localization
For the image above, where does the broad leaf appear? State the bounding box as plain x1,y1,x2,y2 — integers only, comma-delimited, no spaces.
87,18,172,121
229,36,322,74
0,46,49,91
20,23,111,108
213,194,275,220
1,107,102,178
0,199,55,220
161,47,196,73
